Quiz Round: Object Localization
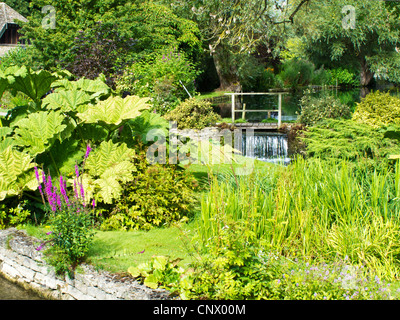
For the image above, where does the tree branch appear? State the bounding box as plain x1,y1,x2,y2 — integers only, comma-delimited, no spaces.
275,0,311,24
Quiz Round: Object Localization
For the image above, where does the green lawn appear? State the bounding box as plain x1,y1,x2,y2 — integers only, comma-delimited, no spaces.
86,223,198,274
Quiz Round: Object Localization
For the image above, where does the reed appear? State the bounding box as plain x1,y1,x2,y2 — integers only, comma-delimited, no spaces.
196,157,400,279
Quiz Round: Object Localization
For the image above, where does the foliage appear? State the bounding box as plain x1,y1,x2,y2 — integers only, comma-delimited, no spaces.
352,91,400,128
0,199,32,229
0,65,149,205
128,110,169,145
0,47,36,71
196,159,400,280
127,255,185,291
182,219,283,300
164,98,222,130
298,92,352,126
277,58,330,89
20,0,202,73
65,21,137,88
327,67,359,87
302,119,400,167
77,95,151,134
272,257,399,300
116,49,200,115
80,140,137,204
101,151,198,231
298,0,400,85
0,146,38,201
35,158,95,277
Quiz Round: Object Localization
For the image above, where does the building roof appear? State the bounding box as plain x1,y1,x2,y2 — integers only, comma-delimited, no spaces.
0,2,28,39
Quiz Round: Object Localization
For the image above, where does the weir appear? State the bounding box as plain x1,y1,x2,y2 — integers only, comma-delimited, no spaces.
241,131,290,164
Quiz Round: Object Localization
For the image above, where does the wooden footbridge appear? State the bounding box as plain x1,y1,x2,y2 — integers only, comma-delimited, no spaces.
224,92,289,129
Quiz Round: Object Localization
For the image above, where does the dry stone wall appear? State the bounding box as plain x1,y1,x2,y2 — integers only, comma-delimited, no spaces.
0,228,173,300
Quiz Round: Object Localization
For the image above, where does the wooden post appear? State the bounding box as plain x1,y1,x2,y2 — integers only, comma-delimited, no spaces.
278,94,282,127
231,94,235,123
242,103,246,120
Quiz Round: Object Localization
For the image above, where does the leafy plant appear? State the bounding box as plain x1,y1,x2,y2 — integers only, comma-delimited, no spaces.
80,140,137,204
327,67,360,87
163,97,221,130
298,93,352,126
352,91,400,128
65,21,137,88
182,219,283,300
102,151,198,230
127,255,185,291
0,146,38,201
34,151,95,278
116,49,200,114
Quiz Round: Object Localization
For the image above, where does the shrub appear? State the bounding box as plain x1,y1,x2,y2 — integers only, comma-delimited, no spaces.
116,49,200,115
352,91,400,128
101,151,198,231
277,58,316,88
298,93,352,126
182,219,283,300
0,46,36,71
302,119,400,166
0,199,32,229
65,21,136,88
327,67,360,87
163,98,222,130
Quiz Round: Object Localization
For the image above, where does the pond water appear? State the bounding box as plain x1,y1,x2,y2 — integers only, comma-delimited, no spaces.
0,275,44,300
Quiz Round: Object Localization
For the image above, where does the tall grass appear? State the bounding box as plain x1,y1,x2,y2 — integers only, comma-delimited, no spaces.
197,158,400,279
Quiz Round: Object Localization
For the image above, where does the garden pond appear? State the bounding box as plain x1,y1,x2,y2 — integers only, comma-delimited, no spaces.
0,274,43,300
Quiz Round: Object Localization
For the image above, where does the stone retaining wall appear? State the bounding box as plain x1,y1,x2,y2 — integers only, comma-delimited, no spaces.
0,228,173,300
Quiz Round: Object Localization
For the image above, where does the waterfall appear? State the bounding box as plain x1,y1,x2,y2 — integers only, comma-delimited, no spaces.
241,132,290,164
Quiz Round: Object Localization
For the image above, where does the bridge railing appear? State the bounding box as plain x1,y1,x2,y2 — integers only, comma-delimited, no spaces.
224,92,289,126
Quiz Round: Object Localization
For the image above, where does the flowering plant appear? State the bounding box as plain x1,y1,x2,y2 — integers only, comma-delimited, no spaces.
35,145,95,277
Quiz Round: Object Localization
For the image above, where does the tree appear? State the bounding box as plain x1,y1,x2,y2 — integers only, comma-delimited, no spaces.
20,1,202,77
3,0,33,17
166,0,310,92
297,0,400,86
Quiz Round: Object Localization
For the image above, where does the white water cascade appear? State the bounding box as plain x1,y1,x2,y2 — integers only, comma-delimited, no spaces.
241,132,290,164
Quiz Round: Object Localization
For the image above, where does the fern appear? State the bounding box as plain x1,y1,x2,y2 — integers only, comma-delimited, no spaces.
13,110,67,156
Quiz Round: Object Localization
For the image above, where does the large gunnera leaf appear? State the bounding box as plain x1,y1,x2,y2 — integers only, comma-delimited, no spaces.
77,95,151,127
5,66,59,103
81,140,136,204
42,89,92,113
13,110,67,156
0,146,38,201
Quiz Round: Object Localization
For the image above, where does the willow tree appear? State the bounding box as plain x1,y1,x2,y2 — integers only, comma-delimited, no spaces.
296,0,400,86
167,0,310,92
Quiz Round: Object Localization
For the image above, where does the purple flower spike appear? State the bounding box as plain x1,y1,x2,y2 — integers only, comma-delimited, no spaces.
92,198,96,209
75,164,80,178
34,167,40,182
85,144,92,160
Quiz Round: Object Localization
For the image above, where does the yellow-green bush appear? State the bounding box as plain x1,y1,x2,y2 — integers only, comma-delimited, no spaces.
353,91,400,128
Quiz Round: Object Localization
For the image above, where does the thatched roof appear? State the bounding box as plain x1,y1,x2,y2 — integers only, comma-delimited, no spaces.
0,2,28,38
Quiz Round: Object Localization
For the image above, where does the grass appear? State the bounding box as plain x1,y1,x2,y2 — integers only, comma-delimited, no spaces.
86,223,197,274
